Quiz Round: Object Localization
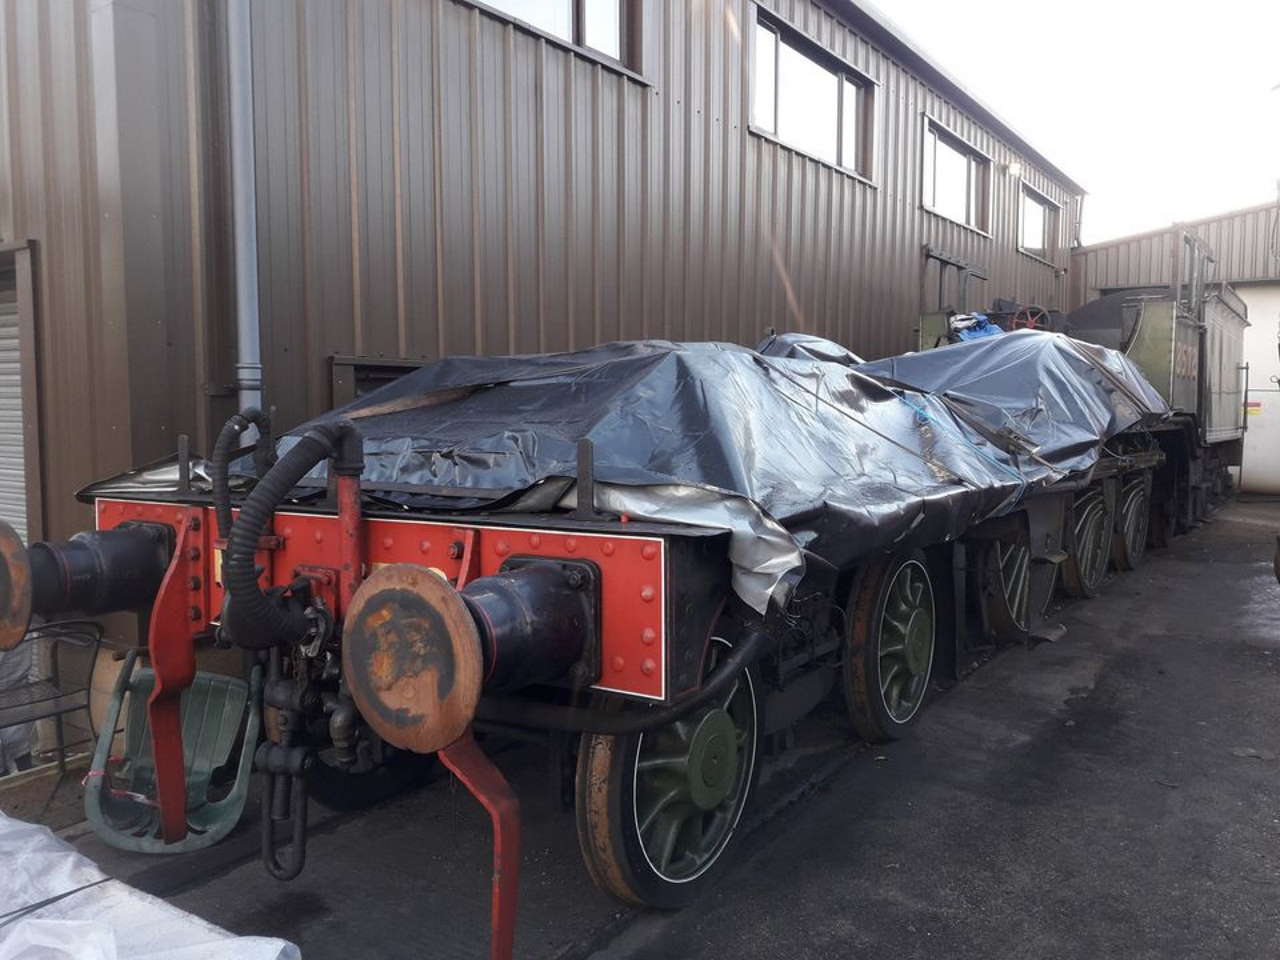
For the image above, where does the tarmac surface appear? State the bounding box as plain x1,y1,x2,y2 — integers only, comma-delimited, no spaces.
57,499,1280,959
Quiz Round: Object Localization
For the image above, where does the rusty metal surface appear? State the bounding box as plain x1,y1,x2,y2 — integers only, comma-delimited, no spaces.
0,517,31,650
342,563,483,755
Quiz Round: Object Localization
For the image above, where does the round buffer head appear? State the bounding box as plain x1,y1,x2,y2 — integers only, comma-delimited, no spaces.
341,563,484,755
0,520,31,651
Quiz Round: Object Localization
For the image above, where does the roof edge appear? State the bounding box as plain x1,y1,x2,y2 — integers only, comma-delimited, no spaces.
829,0,1086,196
1077,198,1280,252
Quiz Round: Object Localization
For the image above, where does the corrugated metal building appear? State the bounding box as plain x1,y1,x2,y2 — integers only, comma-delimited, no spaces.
1071,202,1280,492
1,0,1083,542
1070,201,1280,301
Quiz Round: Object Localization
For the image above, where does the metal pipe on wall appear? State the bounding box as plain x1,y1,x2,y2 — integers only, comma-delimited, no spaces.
227,0,263,416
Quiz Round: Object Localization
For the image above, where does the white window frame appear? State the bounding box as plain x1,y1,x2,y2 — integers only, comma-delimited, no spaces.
470,0,638,76
1018,180,1061,264
750,9,877,184
921,115,991,235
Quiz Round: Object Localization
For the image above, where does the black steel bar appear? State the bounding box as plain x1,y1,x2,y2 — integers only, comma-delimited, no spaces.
474,626,768,734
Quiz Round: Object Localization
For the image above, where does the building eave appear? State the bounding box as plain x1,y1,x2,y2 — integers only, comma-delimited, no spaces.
830,0,1087,197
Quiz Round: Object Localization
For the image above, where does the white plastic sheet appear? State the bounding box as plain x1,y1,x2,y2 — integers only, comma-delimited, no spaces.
0,813,299,960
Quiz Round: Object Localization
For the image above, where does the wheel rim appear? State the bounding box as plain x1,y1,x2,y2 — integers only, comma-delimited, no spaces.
1072,491,1110,591
632,638,757,883
997,539,1030,629
1118,479,1148,566
877,560,935,724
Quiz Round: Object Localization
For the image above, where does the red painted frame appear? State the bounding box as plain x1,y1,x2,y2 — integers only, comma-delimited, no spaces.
95,498,668,700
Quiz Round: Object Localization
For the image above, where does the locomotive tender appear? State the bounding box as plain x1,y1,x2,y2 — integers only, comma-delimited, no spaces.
0,328,1203,959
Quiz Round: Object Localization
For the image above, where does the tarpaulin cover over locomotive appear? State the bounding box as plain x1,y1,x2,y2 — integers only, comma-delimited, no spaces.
11,328,1172,960
167,330,1167,613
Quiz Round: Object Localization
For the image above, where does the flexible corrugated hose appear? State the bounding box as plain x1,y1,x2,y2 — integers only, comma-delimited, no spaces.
211,408,274,541
223,422,354,649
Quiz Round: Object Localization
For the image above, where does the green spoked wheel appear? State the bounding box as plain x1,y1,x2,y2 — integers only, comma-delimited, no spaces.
1111,475,1150,571
845,552,936,742
1062,487,1112,598
576,635,760,908
993,536,1031,631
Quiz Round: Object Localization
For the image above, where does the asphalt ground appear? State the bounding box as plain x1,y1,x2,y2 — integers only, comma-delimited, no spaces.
48,499,1280,959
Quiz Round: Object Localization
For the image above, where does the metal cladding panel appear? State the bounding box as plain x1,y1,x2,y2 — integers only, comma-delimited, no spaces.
249,0,1080,429
0,0,231,540
4,0,1081,536
1072,203,1280,307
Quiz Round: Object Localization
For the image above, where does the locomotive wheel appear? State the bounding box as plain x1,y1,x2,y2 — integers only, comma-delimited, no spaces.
1111,476,1150,571
987,533,1031,634
1061,488,1112,598
844,551,936,742
575,635,760,909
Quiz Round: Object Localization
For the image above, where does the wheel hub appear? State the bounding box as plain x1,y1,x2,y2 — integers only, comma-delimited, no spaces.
685,707,739,811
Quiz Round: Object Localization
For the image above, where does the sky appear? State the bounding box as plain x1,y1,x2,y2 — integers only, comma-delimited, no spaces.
878,0,1280,244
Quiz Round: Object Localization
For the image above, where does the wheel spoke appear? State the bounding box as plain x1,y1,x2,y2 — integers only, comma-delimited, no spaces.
720,679,740,711
637,784,686,835
882,612,909,636
650,806,690,872
881,660,903,694
887,674,905,712
636,752,689,776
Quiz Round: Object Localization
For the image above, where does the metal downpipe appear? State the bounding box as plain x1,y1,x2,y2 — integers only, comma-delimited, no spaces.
227,0,263,416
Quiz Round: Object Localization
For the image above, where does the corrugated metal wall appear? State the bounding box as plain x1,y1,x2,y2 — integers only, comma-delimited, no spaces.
2,0,1080,535
0,0,232,540
1071,202,1280,306
251,0,1080,430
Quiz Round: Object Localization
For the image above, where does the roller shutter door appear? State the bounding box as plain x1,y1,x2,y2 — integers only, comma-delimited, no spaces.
0,281,27,543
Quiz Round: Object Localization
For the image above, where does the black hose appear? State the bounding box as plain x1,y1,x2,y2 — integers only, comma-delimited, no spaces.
224,421,355,648
211,408,274,541
474,625,768,734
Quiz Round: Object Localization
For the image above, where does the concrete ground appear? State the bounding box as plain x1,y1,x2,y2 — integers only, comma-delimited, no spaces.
17,499,1280,959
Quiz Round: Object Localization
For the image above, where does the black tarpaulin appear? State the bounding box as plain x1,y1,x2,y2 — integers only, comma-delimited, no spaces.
855,330,1169,482
262,331,1168,611
82,332,1168,612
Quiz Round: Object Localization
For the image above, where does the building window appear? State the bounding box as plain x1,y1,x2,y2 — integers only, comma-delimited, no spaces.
922,120,989,231
484,0,625,63
1019,184,1058,260
751,17,874,178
